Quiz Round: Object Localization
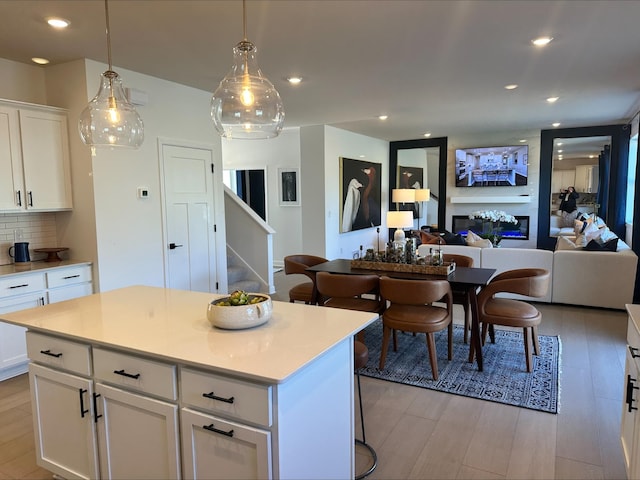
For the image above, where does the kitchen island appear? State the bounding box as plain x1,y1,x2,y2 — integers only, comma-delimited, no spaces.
0,285,378,480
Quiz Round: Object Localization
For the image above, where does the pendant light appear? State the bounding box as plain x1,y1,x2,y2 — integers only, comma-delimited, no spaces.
211,0,284,139
78,0,144,148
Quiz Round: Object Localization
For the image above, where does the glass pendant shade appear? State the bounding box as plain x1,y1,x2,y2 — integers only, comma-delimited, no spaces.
78,70,144,148
211,40,284,139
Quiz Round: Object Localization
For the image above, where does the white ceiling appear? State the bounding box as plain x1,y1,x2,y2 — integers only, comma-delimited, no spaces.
1,0,639,142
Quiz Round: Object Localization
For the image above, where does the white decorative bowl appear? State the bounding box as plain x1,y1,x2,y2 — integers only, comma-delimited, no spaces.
207,294,273,330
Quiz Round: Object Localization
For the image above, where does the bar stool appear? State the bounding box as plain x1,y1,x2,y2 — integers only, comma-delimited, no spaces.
354,340,377,479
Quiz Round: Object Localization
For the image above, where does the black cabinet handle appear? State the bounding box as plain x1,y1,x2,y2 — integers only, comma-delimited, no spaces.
203,423,234,437
28,191,33,207
63,274,81,280
168,243,183,250
113,369,141,380
93,393,102,423
630,346,640,358
40,349,63,358
202,391,234,404
9,284,29,289
16,190,21,207
627,375,639,412
79,388,89,418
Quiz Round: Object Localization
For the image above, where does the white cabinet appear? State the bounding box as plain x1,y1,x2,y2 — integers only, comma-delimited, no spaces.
95,383,181,480
621,307,640,480
0,264,92,380
29,363,99,480
574,165,599,193
0,100,72,212
551,169,576,194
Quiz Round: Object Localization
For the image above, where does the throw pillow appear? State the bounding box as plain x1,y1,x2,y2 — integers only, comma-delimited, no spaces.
441,230,466,245
466,230,493,248
575,222,602,248
419,231,441,244
585,237,619,252
555,236,581,250
598,226,619,243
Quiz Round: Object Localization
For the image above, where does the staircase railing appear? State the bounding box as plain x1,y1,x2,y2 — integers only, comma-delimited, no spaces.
224,186,276,293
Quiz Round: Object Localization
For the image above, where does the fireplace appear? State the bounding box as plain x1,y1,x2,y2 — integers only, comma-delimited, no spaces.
451,215,530,240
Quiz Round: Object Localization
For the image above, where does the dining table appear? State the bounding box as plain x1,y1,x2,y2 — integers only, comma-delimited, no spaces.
306,258,496,371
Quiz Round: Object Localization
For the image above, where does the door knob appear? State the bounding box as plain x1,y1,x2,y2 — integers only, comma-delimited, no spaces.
168,243,183,250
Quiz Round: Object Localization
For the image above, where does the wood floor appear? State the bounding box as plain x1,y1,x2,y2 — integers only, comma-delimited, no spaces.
0,271,629,479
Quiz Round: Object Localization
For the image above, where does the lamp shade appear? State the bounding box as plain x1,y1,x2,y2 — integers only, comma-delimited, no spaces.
392,188,416,203
211,40,285,139
415,188,431,202
386,210,414,229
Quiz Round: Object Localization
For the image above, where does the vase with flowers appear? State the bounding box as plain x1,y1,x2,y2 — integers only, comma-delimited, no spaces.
468,210,517,247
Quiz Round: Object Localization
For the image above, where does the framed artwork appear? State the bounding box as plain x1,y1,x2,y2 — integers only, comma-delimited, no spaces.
339,157,382,233
397,165,423,218
278,168,300,206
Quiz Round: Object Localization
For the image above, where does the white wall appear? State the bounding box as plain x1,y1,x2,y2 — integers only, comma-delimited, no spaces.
0,58,46,105
446,132,541,248
221,129,301,266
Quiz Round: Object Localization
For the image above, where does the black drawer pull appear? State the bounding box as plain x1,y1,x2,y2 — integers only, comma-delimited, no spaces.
63,274,81,280
202,391,235,404
630,346,640,358
113,369,141,379
28,191,33,207
93,393,102,423
203,423,234,437
627,375,639,412
40,349,63,358
16,190,21,207
9,284,29,289
79,388,89,418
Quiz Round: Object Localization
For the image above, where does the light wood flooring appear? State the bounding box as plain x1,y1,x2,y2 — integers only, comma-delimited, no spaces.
0,271,629,479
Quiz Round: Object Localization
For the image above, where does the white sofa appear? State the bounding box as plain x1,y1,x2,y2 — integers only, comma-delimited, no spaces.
417,241,637,310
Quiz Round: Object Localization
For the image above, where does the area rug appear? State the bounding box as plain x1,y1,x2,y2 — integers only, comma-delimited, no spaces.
359,320,560,414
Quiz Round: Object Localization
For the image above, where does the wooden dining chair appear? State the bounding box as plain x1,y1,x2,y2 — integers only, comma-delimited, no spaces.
379,277,453,381
475,268,551,372
283,254,328,304
442,253,474,344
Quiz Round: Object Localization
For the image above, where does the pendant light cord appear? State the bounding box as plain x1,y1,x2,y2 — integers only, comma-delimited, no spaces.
104,0,113,71
242,0,247,41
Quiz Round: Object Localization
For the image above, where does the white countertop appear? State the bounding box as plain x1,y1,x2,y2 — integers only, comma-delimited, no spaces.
0,260,91,278
0,285,378,384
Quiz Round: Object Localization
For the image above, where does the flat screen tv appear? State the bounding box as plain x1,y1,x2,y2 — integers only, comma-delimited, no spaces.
455,145,528,187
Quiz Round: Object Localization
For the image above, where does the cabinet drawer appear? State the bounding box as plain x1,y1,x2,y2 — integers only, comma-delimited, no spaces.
0,273,45,298
93,348,177,401
48,283,93,304
46,265,91,288
181,368,272,427
628,320,640,371
26,331,91,376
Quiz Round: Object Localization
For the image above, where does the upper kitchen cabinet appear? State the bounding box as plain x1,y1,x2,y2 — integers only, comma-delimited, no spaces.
0,99,73,212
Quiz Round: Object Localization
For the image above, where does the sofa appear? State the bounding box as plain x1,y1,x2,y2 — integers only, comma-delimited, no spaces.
417,240,637,310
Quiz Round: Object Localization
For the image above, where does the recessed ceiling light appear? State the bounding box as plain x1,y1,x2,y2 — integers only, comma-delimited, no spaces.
378,115,388,121
47,17,70,29
589,155,596,159
546,96,559,103
532,36,553,47
287,76,302,85
423,132,431,137
558,149,563,153
519,139,527,143
504,84,518,90
557,142,563,146
359,155,366,158
31,57,50,65
552,122,561,127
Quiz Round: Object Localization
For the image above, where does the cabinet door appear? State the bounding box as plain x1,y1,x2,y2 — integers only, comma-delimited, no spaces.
621,348,638,478
0,292,45,379
0,105,24,211
29,363,99,480
181,408,271,480
95,383,181,479
18,109,72,210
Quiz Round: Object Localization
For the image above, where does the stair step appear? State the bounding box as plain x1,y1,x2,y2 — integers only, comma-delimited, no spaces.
228,280,261,294
227,265,248,284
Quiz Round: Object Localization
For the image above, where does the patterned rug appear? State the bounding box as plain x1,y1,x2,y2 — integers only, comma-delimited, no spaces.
359,320,560,414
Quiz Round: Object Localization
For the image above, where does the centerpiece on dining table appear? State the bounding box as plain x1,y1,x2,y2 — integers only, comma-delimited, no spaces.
350,235,455,276
468,209,517,247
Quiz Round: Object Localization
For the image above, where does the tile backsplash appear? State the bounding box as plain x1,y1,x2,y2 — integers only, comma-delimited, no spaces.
0,212,58,265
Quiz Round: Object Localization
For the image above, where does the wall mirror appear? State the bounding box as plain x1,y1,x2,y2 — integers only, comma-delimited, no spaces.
389,137,447,232
538,125,630,250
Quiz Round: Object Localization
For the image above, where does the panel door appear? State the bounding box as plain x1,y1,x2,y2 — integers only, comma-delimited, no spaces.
0,293,44,374
19,109,72,210
0,105,24,211
95,383,181,480
161,144,217,293
29,363,99,480
181,408,271,480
